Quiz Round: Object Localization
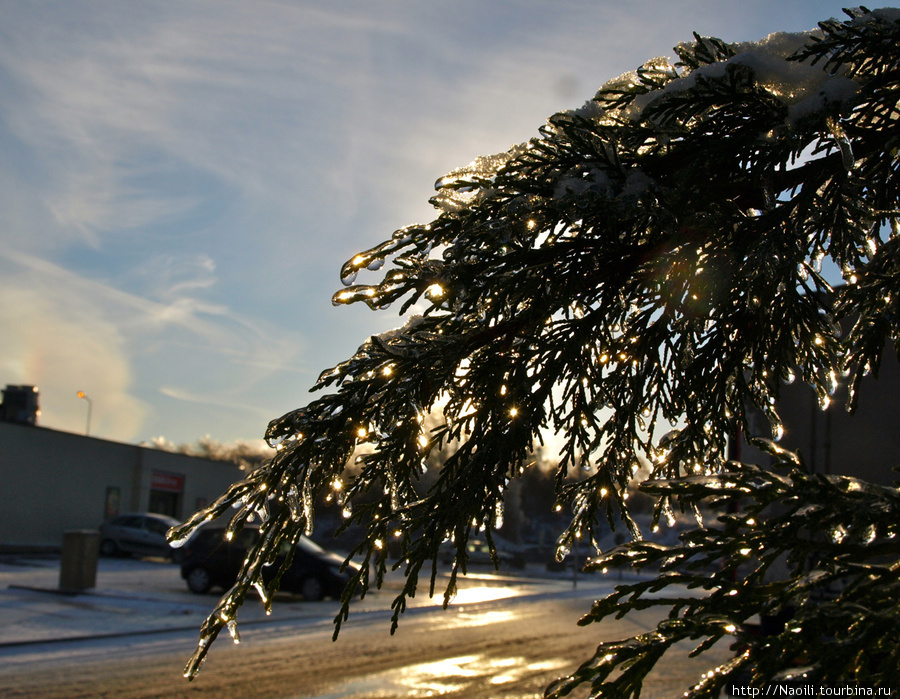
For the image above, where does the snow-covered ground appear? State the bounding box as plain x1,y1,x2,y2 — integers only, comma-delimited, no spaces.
0,553,598,647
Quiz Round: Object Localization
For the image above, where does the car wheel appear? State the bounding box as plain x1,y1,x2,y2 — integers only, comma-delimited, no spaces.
186,567,213,594
300,575,325,601
99,539,119,557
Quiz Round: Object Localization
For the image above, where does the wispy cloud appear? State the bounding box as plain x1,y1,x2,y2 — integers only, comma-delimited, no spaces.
0,248,303,440
0,0,851,443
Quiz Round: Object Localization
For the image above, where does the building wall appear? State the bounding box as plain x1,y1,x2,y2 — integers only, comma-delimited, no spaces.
777,364,900,488
0,422,245,550
739,346,900,488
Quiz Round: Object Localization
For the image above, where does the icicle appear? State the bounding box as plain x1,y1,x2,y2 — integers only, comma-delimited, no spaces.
225,516,243,542
660,497,676,527
253,581,272,615
226,619,241,644
302,488,315,536
286,485,302,522
826,117,855,171
388,472,400,511
813,250,825,272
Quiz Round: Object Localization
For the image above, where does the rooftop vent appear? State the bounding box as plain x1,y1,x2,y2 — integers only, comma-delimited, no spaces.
1,385,40,425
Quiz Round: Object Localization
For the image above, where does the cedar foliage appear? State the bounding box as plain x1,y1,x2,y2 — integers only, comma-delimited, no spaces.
171,8,900,694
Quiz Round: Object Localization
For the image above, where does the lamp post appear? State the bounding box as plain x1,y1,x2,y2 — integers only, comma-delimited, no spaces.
76,391,92,436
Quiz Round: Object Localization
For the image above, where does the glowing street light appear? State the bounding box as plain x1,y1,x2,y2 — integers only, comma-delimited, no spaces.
76,391,92,436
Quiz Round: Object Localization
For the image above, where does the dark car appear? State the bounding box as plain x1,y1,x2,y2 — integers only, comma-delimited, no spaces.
179,525,358,601
441,537,526,570
99,512,182,559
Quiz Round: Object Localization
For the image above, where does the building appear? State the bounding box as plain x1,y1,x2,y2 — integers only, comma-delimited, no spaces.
0,419,246,551
738,344,900,489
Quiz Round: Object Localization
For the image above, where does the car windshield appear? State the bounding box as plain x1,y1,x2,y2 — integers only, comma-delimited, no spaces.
192,527,330,556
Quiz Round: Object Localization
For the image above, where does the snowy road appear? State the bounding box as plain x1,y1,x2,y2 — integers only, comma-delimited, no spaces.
0,556,729,698
0,592,730,699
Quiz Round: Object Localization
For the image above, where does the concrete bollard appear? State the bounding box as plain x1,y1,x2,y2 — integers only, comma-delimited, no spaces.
59,530,99,592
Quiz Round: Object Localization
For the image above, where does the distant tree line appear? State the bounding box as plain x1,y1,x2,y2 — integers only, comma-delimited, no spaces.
145,435,273,472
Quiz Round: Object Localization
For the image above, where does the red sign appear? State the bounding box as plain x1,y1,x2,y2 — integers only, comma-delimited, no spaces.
151,471,184,493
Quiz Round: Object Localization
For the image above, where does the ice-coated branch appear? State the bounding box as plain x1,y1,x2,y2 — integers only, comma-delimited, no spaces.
546,441,900,697
170,8,900,689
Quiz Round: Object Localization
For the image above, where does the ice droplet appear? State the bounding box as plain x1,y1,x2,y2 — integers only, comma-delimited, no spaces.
830,526,847,544
183,647,206,679
866,237,877,257
226,619,241,644
862,524,877,544
167,527,193,549
340,268,358,286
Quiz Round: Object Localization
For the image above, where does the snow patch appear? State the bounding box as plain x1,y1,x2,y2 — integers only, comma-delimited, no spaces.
575,28,861,128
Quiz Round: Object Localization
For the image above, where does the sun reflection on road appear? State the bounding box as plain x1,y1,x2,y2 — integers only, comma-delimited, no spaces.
446,585,518,605
316,652,571,698
312,580,570,697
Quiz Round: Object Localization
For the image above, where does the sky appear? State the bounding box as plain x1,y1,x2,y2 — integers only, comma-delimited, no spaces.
0,1,862,447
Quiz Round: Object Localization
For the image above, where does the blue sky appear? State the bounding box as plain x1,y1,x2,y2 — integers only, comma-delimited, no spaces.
0,1,858,446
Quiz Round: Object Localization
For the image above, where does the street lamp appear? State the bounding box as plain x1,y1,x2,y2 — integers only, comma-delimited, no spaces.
76,391,92,436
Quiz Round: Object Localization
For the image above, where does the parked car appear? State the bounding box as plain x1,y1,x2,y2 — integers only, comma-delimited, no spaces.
441,537,526,570
179,525,359,601
98,512,182,559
